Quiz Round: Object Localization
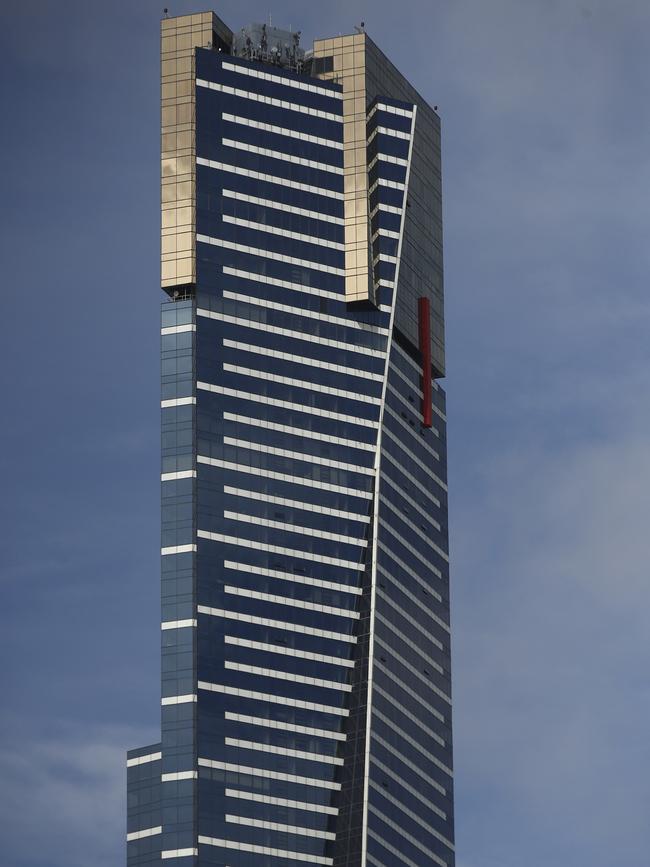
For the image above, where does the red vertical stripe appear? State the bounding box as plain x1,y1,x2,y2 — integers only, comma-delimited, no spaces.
418,297,432,428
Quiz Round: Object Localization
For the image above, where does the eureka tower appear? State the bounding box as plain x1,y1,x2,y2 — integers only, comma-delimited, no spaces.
127,11,454,867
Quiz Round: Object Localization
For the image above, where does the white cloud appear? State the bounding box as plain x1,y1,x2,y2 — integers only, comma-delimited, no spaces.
0,721,156,867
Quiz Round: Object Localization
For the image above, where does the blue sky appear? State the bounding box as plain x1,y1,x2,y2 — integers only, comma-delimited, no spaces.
1,1,650,865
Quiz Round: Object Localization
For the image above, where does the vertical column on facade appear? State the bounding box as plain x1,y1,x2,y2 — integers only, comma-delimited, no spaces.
160,13,215,292
314,33,375,305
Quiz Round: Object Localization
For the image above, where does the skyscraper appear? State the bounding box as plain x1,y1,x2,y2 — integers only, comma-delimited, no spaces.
127,11,452,867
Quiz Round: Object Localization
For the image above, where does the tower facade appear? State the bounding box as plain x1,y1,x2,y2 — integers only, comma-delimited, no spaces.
127,12,452,867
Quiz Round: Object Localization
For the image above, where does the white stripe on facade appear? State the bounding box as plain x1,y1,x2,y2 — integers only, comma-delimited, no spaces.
385,404,440,459
375,663,445,724
222,362,381,405
225,787,339,814
198,233,344,276
368,818,448,867
376,589,445,651
221,61,343,100
223,265,344,302
197,381,377,429
372,732,447,796
224,559,363,596
161,470,196,482
197,605,357,643
161,323,195,335
226,813,335,840
224,484,370,523
222,138,344,176
370,754,447,820
197,835,333,865
375,635,450,704
196,455,372,499
161,543,196,555
374,683,445,748
161,619,197,630
367,125,411,142
382,450,441,507
197,78,341,122
373,707,453,777
383,428,447,492
197,307,384,358
126,752,162,767
224,661,352,693
161,397,195,408
223,436,375,475
368,781,455,850
198,680,349,715
221,290,389,336
380,472,441,533
223,339,383,384
224,711,348,740
224,510,368,549
197,156,343,199
379,515,449,566
222,190,343,223
161,848,198,859
225,738,344,767
127,826,162,842
222,213,345,250
198,528,364,570
161,770,197,781
161,694,197,705
222,115,342,151
198,757,342,790
224,586,360,620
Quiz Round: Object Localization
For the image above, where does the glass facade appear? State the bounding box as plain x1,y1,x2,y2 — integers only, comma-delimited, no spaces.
127,12,453,867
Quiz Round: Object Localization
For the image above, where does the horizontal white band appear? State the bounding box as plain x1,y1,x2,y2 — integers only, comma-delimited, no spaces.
197,834,333,864
197,156,343,199
223,264,344,302
198,757,342,789
198,679,349,715
161,770,197,781
161,470,196,482
161,544,196,556
225,586,359,620
221,61,343,99
126,751,161,767
198,529,364,571
224,510,368,549
224,661,352,693
161,619,197,630
197,307,384,358
223,436,375,475
222,362,380,406
196,455,372,499
197,380,377,428
127,826,162,842
222,189,343,224
223,339,383,384
225,738,344,767
224,559,362,596
197,605,356,643
198,232,344,276
223,213,344,250
161,848,198,859
161,397,195,408
197,78,341,122
226,812,335,840
222,115,343,152
222,290,388,336
223,484,370,523
222,137,343,176
161,694,196,705
161,323,195,335
225,787,339,813
224,710,347,740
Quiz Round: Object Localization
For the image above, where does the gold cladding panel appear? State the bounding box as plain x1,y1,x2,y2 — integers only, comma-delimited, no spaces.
313,34,375,304
160,13,220,290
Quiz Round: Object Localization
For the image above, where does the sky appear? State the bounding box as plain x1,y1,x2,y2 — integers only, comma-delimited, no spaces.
1,0,649,864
